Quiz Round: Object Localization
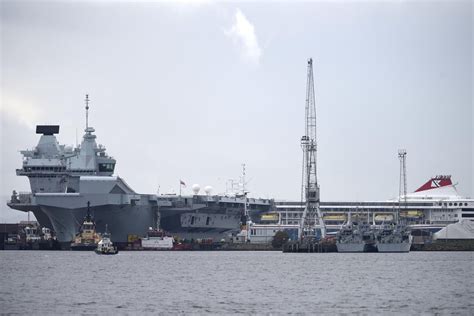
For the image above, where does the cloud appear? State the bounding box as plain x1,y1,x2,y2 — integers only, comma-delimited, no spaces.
1,95,41,130
226,9,262,64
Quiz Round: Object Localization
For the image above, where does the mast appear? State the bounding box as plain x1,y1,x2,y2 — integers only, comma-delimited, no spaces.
398,149,407,224
85,94,90,130
299,58,326,240
241,163,251,242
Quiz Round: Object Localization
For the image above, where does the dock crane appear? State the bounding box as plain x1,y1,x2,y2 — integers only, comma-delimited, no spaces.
298,58,326,240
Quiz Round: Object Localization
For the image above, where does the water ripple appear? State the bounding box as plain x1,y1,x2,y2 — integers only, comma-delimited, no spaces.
0,251,472,314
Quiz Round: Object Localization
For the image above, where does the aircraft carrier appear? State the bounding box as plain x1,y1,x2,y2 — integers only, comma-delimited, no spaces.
7,96,274,247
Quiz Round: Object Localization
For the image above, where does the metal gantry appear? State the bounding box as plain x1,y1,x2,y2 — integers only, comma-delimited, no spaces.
299,58,326,240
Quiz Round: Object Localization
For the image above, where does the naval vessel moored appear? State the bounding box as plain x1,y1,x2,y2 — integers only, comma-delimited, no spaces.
7,96,274,247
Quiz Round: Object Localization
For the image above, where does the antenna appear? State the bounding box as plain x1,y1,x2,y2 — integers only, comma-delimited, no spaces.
241,163,246,195
85,94,90,130
299,58,325,240
240,163,251,241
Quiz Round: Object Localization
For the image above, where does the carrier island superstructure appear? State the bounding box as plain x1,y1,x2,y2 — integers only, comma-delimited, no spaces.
7,96,273,247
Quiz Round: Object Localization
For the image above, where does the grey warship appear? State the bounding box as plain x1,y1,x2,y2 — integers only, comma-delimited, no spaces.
376,223,412,253
8,96,273,246
336,212,376,253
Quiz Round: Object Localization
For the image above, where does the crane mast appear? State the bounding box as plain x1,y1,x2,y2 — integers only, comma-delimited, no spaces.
299,58,326,240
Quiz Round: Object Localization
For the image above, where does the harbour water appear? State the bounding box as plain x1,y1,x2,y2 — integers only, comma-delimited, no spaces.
1,251,472,314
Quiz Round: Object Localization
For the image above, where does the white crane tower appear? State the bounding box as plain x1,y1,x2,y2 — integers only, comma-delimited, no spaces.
299,58,326,240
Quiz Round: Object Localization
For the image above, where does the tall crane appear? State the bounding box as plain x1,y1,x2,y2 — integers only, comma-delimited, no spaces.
299,58,326,240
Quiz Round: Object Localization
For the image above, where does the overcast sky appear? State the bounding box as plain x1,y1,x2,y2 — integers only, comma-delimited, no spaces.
1,0,472,221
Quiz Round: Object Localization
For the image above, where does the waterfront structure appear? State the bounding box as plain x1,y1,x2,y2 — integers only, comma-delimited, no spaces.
272,175,473,235
433,219,474,241
299,58,325,240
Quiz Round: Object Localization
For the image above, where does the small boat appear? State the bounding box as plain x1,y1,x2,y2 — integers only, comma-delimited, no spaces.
95,225,118,255
141,227,174,250
71,203,101,251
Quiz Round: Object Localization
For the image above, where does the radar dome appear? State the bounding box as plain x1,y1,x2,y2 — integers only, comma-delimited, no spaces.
204,186,213,195
192,184,200,195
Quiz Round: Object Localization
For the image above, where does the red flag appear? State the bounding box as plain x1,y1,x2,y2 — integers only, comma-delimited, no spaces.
180,180,186,187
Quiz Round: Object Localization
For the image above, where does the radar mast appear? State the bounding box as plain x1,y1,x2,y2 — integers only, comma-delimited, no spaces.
85,94,90,130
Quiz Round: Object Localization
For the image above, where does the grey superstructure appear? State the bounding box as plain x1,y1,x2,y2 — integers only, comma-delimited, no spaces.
8,96,273,246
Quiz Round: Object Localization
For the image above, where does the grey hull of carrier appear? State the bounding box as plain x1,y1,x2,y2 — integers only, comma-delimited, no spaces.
158,195,272,241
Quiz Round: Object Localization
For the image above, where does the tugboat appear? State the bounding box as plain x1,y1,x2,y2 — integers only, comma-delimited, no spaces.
95,225,118,255
71,202,101,251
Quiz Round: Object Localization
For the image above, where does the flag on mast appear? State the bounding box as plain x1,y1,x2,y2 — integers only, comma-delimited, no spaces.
179,180,186,197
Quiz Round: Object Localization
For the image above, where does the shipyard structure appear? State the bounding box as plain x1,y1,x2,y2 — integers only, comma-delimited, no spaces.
248,177,474,245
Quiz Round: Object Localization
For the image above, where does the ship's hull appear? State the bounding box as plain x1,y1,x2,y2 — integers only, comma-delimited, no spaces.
71,244,97,251
10,199,269,245
141,237,174,250
336,242,366,253
376,242,412,253
159,207,267,241
39,203,156,244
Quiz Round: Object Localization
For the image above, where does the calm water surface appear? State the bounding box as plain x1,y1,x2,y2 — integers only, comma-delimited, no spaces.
0,251,472,315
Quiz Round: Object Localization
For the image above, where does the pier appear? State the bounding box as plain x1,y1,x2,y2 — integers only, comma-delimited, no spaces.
282,239,337,253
